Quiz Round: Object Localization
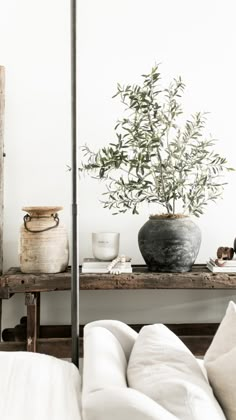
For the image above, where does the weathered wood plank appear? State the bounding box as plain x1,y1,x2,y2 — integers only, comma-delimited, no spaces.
0,339,72,358
2,324,71,341
0,341,26,351
36,292,40,338
0,66,5,278
0,288,10,299
179,335,213,357
160,323,218,336
25,292,38,352
2,265,236,293
0,329,213,358
0,267,71,293
78,323,219,337
0,336,211,358
37,338,72,358
80,269,236,290
0,338,72,358
0,299,1,341
2,322,218,342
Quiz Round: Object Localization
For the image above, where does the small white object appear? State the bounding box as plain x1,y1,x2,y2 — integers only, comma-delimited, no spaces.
92,232,120,261
81,257,132,274
107,255,131,274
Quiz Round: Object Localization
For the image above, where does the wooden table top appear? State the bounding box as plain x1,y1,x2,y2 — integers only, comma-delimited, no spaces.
0,265,236,298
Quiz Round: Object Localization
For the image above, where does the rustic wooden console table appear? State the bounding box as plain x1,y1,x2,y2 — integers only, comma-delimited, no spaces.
0,264,235,357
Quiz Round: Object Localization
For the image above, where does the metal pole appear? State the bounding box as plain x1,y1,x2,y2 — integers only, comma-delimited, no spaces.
71,0,78,366
0,66,5,342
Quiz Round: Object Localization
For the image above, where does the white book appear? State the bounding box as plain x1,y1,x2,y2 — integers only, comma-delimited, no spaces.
209,257,236,267
81,258,132,273
207,262,236,273
82,264,132,274
82,266,132,273
82,257,131,267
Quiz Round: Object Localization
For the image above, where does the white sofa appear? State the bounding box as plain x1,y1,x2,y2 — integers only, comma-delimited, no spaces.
0,351,82,420
82,320,228,420
1,301,236,420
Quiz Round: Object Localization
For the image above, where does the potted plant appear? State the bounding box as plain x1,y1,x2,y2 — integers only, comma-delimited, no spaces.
80,65,233,272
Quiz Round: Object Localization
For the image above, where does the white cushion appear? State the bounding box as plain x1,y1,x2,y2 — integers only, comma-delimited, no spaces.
83,388,179,420
82,325,128,397
204,301,236,420
127,324,225,420
82,321,178,420
84,319,138,360
0,351,81,420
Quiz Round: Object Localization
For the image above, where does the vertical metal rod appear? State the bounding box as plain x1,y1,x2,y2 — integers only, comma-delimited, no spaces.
0,66,5,343
0,66,5,278
71,0,78,366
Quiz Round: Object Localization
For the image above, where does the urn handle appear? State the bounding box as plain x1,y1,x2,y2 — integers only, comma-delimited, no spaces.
23,213,60,233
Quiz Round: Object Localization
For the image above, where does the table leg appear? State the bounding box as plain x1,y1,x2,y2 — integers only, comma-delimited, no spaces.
25,292,40,352
36,293,40,338
0,298,2,342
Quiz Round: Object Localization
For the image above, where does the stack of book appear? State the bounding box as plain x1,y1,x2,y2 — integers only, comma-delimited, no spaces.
206,257,236,273
81,258,132,273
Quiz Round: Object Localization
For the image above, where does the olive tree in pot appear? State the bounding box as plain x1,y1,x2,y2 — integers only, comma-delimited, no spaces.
80,65,233,272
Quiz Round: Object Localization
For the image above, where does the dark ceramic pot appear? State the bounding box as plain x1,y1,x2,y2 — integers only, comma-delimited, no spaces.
138,216,201,272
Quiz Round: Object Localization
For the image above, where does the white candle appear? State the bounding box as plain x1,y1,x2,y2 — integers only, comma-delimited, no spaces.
92,232,120,261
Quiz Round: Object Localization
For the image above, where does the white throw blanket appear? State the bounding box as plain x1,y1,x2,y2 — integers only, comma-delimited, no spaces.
0,352,81,420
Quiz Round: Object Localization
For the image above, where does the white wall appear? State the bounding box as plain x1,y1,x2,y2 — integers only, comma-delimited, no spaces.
1,0,236,331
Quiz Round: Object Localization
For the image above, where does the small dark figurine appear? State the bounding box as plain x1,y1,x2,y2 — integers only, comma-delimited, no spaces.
217,247,234,260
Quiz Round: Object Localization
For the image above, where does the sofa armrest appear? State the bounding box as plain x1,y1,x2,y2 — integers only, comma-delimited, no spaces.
0,351,81,420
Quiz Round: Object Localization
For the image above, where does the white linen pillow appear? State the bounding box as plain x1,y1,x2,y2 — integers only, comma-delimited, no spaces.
204,300,236,420
127,324,225,420
83,388,180,420
205,300,236,363
83,326,127,393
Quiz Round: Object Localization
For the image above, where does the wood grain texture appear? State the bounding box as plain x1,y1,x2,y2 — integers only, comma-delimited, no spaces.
0,267,71,295
0,335,212,358
0,339,72,358
2,323,71,342
0,341,26,351
1,322,217,357
1,265,236,295
26,293,39,352
80,265,236,289
37,338,72,358
2,322,218,341
0,66,5,277
0,299,1,341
